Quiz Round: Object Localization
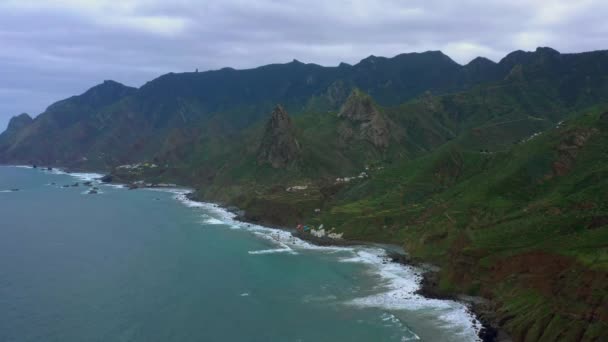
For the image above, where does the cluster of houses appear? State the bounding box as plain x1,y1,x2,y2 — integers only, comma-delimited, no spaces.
286,185,308,192
297,223,344,240
336,171,368,184
117,162,159,170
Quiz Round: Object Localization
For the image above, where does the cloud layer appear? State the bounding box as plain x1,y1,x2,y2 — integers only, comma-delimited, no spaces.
1,0,607,129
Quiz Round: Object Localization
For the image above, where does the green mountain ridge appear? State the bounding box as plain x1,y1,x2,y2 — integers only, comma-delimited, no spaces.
2,47,608,341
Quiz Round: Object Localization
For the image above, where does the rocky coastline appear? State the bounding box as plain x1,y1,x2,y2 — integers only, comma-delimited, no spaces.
19,164,509,341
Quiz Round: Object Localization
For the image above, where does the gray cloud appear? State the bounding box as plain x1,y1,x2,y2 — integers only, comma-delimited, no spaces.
1,0,607,129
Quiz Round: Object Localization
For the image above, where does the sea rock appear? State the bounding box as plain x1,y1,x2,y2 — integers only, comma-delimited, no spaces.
257,105,301,168
88,189,98,194
71,183,79,187
100,175,113,183
338,89,390,148
387,251,410,265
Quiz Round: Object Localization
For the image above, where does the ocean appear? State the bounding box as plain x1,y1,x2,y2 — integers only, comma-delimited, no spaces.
0,166,480,341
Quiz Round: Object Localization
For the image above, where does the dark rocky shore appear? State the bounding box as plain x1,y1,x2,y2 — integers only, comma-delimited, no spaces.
406,259,511,342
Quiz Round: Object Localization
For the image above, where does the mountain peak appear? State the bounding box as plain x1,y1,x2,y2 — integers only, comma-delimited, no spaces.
5,113,33,133
257,105,301,168
467,56,496,66
338,89,390,148
72,80,137,108
535,46,560,56
499,47,561,67
85,80,135,95
338,89,379,121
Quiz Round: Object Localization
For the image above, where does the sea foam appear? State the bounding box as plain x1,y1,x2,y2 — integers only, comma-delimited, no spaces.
342,249,481,340
45,168,104,182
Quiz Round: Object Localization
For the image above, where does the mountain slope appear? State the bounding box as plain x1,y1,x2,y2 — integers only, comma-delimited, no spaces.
0,49,510,168
2,47,608,341
315,107,608,341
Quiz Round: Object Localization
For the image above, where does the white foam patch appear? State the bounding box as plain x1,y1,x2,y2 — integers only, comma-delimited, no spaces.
202,217,225,225
240,293,250,297
40,167,127,190
248,248,296,255
342,249,481,341
66,172,104,182
81,190,104,195
102,183,126,189
0,189,16,193
36,167,105,183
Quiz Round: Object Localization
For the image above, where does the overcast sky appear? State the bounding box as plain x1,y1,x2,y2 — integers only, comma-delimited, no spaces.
1,0,607,130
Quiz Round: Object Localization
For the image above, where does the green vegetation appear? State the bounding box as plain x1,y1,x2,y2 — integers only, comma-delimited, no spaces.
2,47,608,341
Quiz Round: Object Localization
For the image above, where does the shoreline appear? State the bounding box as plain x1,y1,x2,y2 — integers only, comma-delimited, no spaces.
8,164,505,341
182,193,508,341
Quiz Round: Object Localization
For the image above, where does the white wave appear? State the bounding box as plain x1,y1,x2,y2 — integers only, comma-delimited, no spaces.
240,293,250,297
343,249,482,341
248,248,296,255
102,183,125,189
70,172,104,182
0,189,16,193
37,167,105,183
202,217,225,225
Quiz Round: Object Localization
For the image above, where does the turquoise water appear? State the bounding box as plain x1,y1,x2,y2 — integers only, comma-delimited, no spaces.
0,166,479,341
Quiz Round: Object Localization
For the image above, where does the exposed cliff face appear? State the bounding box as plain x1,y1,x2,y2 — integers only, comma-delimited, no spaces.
257,105,300,168
549,128,597,178
338,89,391,148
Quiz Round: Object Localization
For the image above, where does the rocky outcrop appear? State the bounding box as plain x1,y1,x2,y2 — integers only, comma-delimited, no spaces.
100,175,113,183
338,89,390,148
548,128,597,178
257,105,301,168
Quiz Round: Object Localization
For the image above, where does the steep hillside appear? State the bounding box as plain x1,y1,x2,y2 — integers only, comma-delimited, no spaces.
313,108,608,341
2,47,608,341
